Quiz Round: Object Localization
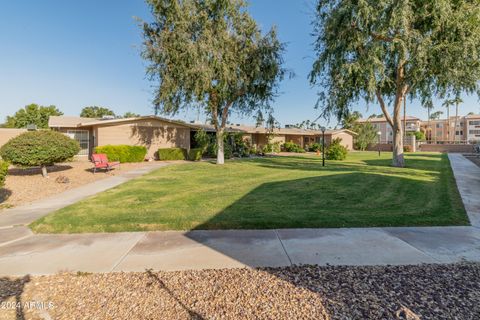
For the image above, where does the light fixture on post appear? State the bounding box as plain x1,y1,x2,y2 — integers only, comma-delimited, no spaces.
320,126,326,166
377,131,382,156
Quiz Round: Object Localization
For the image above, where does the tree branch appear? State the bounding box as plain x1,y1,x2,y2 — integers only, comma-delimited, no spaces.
220,101,233,128
376,90,394,127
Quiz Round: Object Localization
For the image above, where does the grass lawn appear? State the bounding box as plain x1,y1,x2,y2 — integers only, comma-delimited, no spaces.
30,152,469,233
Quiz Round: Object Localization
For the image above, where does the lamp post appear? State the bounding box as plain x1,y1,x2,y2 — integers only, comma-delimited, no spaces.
377,131,382,156
320,126,326,166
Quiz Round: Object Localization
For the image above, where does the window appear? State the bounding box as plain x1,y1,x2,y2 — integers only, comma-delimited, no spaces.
66,130,89,156
455,130,463,136
436,123,443,128
469,120,480,126
469,130,480,135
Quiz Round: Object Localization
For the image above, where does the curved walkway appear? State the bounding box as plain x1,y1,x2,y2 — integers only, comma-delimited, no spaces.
0,154,479,276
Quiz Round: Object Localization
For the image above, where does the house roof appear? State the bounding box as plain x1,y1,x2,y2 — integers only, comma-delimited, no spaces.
48,115,195,129
48,115,357,136
48,116,98,128
190,123,357,136
76,115,193,128
357,116,420,123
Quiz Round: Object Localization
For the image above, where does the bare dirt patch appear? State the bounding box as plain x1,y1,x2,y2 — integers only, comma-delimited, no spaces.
0,263,479,319
0,160,161,209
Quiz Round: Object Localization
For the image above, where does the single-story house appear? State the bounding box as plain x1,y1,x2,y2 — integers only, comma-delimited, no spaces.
0,116,357,159
48,116,193,159
192,123,357,151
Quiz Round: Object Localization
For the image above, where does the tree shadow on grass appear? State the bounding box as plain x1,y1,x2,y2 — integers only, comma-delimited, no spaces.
188,171,454,231
178,170,467,317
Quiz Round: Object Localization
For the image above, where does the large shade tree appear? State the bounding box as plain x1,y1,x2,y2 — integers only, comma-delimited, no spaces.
5,104,63,129
310,0,480,167
80,106,115,118
141,0,286,164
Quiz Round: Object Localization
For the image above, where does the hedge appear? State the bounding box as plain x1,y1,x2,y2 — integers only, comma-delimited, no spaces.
158,148,187,160
0,161,8,188
94,145,147,163
188,148,203,161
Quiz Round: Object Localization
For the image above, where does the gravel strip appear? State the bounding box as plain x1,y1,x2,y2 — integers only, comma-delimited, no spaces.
0,161,161,209
1,263,479,319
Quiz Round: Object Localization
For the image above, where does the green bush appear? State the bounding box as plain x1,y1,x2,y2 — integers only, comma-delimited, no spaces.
0,161,8,188
95,145,147,163
263,141,281,153
283,141,305,153
309,143,322,152
326,138,348,160
407,131,426,141
0,130,80,177
188,148,203,161
193,129,210,151
158,148,187,160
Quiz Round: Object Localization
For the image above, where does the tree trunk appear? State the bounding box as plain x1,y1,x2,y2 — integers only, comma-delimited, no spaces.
392,119,405,167
41,165,48,178
391,90,405,167
216,128,225,165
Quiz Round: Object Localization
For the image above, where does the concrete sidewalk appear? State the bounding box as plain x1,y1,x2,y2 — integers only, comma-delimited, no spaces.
448,153,480,227
0,154,479,276
1,226,480,276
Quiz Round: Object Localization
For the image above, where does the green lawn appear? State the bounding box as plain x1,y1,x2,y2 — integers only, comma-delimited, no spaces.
30,152,469,233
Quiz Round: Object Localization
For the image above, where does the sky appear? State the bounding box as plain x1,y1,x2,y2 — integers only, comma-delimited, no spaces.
1,0,479,128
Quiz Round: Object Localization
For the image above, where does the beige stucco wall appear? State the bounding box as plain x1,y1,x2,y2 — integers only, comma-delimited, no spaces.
332,132,354,151
94,119,190,159
270,135,286,145
285,135,303,147
0,129,28,150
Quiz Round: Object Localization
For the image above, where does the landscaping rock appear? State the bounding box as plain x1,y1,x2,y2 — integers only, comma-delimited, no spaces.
0,263,479,319
54,175,70,184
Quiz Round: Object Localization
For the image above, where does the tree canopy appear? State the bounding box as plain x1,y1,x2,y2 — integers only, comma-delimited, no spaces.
341,111,362,130
430,111,444,120
80,106,115,118
141,0,286,164
310,0,480,167
123,112,141,118
5,104,63,129
353,122,377,151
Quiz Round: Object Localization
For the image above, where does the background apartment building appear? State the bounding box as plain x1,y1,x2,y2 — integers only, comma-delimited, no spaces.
357,116,421,143
421,114,480,143
357,114,480,144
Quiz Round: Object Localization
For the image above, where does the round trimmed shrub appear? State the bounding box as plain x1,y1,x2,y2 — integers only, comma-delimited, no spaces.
0,130,80,177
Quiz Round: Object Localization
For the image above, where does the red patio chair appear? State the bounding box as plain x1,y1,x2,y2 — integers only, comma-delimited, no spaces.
91,154,120,173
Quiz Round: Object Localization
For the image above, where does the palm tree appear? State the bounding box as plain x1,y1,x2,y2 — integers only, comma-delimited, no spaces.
452,95,464,141
442,99,453,141
424,101,434,141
